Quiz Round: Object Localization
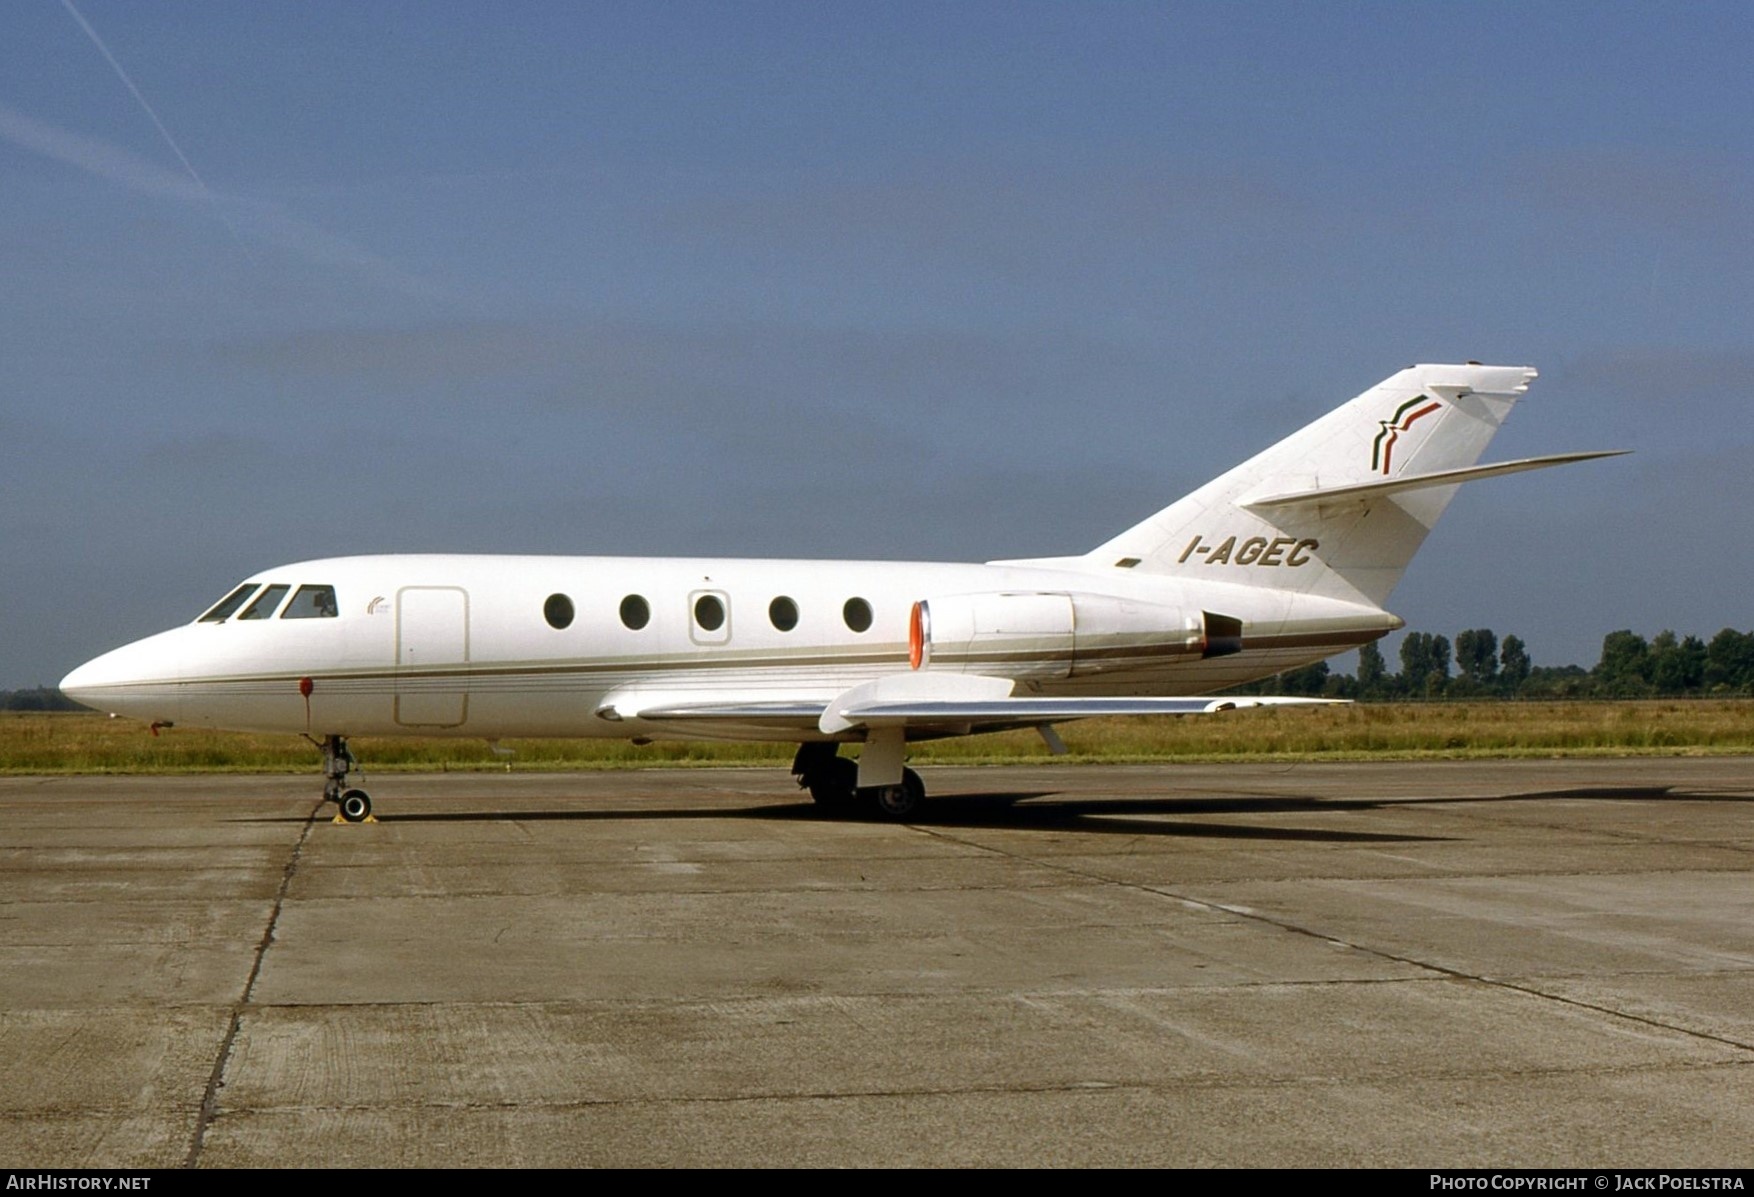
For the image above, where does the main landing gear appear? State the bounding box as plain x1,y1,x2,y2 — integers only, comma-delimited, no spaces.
316,734,374,823
791,743,925,820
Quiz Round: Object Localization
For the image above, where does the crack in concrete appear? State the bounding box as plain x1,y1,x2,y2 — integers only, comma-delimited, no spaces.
182,797,324,1168
914,824,1754,1058
180,1054,1754,1118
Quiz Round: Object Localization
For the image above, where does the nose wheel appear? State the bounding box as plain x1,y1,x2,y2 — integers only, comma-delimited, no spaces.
316,734,376,823
337,788,373,823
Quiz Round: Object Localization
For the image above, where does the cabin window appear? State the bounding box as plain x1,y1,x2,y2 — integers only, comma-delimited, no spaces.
619,594,650,630
282,585,339,619
198,583,258,623
694,594,726,632
543,593,574,630
237,584,290,620
769,596,799,632
843,597,873,633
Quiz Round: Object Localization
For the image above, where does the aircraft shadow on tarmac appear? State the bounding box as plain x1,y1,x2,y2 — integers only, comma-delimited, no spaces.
241,781,1743,844
344,797,1441,844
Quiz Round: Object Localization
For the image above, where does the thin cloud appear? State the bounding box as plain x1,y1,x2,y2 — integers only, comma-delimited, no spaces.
58,0,250,258
0,102,449,302
0,103,200,200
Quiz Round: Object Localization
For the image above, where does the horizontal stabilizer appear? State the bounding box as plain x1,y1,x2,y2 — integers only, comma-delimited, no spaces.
1242,450,1627,511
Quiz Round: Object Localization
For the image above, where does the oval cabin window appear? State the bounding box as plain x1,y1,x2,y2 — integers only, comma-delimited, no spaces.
544,593,574,629
694,594,725,632
620,595,650,630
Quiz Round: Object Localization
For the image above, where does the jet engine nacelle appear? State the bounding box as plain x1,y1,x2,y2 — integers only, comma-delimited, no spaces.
909,591,1240,681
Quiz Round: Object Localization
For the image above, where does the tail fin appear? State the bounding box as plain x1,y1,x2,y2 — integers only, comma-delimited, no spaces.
1084,364,1586,607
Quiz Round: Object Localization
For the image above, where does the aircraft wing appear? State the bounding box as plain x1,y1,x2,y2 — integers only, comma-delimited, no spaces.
598,698,827,726
619,673,1342,739
815,694,1342,739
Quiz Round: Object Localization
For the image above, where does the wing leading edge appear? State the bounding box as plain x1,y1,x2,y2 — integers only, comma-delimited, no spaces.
621,673,1343,739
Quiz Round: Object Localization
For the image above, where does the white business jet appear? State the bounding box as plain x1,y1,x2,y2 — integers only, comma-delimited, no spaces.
61,363,1619,822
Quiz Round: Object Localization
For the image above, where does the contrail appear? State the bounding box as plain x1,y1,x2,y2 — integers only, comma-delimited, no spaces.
1,104,451,302
58,0,253,260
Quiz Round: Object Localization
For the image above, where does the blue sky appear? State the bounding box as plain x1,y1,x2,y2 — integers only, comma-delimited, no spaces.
3,1,1751,688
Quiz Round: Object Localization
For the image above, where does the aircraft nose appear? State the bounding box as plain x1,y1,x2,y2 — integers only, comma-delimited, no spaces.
59,656,105,707
59,632,184,722
60,646,137,711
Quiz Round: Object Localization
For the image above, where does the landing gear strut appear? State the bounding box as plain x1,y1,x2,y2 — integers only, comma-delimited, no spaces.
792,743,925,820
318,734,373,823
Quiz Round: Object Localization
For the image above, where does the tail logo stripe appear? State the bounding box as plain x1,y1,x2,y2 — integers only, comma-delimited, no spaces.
1371,395,1441,475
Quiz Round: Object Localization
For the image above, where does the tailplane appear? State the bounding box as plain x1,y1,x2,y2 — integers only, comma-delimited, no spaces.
1079,364,1620,607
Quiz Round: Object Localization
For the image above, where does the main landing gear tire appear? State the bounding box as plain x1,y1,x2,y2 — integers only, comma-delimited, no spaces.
865,767,924,821
338,788,373,823
793,745,928,819
808,757,859,809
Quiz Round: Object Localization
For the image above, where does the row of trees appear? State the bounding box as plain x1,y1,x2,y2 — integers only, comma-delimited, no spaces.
0,687,83,712
1260,626,1754,700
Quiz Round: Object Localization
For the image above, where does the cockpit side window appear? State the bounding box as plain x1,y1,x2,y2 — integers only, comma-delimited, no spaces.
237,584,290,620
198,583,260,623
281,585,339,619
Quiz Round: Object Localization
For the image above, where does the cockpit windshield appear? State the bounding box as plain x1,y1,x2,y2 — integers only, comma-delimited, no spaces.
237,584,290,620
282,585,339,619
197,583,259,623
196,581,340,623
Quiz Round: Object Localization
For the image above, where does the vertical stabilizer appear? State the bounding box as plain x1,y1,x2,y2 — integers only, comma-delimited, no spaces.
1085,364,1539,607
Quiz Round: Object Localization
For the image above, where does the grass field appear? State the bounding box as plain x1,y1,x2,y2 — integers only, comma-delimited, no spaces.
5,701,1754,774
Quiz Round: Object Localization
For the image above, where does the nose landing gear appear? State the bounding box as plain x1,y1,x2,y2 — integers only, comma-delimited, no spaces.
315,734,374,823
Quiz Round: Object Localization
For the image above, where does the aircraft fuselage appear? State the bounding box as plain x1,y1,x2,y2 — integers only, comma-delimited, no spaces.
62,552,1395,743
